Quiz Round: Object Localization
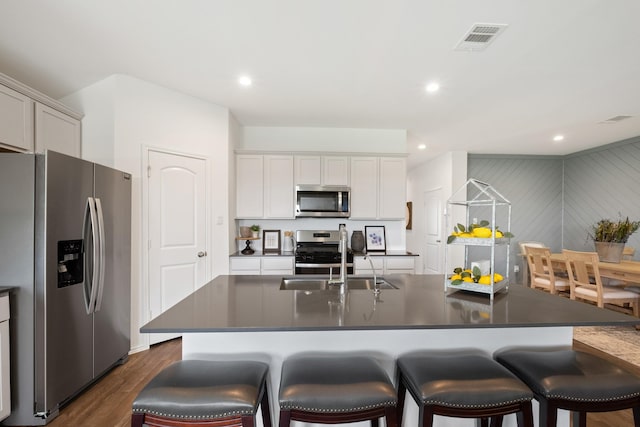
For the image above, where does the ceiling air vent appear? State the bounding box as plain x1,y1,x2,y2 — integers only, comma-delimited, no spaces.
454,23,508,52
599,115,633,124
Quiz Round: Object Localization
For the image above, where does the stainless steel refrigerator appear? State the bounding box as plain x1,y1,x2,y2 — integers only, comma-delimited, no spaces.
0,150,131,425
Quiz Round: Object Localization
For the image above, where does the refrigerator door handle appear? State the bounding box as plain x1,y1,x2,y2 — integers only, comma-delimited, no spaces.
82,197,100,314
94,198,106,312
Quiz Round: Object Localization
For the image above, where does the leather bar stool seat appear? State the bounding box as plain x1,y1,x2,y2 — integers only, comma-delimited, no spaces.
131,360,271,427
279,353,398,427
397,350,534,427
495,348,640,427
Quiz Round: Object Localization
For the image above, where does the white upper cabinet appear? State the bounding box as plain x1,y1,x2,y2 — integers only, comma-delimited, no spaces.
294,155,322,185
322,156,349,186
264,155,294,218
0,73,82,156
236,155,264,218
236,154,294,219
35,102,81,157
294,155,349,186
350,156,406,219
0,83,34,151
350,157,378,219
379,157,407,219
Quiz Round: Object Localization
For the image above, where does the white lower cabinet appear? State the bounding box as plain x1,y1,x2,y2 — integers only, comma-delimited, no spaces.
230,258,261,275
230,257,294,275
260,257,294,276
384,257,416,274
354,256,384,276
354,256,415,275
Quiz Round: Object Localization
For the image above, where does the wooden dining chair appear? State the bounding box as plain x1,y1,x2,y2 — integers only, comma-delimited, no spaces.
519,242,547,286
525,246,569,295
563,249,640,317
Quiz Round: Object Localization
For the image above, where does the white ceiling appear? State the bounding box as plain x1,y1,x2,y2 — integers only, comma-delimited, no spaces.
1,0,639,168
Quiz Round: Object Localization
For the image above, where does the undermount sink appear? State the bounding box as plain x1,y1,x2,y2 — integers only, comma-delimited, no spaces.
279,276,398,291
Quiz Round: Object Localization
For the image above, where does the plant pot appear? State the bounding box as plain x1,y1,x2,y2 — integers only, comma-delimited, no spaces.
252,231,259,238
594,241,625,263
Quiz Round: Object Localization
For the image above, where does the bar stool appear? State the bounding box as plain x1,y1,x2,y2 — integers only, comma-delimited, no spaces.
495,347,640,427
131,359,271,427
397,350,534,427
279,353,398,427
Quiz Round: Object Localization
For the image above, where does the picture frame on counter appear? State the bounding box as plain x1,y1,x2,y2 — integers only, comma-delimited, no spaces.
365,225,386,252
262,230,281,254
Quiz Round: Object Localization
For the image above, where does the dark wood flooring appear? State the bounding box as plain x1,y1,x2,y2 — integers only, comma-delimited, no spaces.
41,338,181,427
21,337,633,427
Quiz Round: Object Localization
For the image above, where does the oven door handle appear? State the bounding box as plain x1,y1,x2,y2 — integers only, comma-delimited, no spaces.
295,263,354,268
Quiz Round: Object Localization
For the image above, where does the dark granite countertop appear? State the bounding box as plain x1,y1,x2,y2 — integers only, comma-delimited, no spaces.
140,274,638,333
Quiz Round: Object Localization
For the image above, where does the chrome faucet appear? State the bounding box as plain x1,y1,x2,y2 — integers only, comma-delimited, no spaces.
364,255,381,295
328,225,348,291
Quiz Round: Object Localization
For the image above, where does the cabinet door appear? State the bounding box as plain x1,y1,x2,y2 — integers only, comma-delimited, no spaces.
354,256,383,275
322,156,349,186
264,155,294,218
261,257,294,275
378,157,407,219
0,84,33,151
236,155,264,218
384,257,415,274
294,155,321,185
35,103,81,157
350,157,378,219
230,258,261,275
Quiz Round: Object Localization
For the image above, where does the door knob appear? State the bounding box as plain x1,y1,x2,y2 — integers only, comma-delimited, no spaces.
197,251,207,258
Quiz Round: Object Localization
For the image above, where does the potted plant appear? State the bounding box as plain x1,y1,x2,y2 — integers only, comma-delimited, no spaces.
590,216,640,262
250,224,260,238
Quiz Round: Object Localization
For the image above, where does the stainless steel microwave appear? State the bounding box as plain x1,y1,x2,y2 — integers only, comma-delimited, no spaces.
295,185,350,218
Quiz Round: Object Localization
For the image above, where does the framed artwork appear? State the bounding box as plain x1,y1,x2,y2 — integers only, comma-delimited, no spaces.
365,226,386,252
262,230,281,254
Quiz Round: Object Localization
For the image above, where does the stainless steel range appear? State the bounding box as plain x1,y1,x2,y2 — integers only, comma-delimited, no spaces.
295,230,354,275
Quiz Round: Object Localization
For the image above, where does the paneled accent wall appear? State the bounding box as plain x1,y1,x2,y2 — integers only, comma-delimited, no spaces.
563,138,640,255
467,155,564,280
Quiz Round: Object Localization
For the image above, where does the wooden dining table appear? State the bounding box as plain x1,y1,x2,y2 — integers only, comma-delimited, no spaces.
550,253,640,284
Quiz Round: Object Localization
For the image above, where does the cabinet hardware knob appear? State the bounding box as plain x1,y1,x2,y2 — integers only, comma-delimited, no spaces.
197,251,207,257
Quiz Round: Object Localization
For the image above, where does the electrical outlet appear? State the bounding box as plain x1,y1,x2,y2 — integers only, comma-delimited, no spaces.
514,265,520,273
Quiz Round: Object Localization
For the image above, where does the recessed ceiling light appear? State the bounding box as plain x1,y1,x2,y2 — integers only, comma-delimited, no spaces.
553,135,564,142
425,82,440,93
418,144,427,150
238,75,252,87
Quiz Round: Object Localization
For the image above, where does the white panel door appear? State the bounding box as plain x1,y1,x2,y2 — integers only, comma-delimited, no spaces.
148,150,207,344
424,188,444,274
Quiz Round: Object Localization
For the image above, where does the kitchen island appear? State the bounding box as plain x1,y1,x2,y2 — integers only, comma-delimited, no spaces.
141,274,638,427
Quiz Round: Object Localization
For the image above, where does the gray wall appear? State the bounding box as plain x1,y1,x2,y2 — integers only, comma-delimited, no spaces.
467,136,640,279
468,155,564,280
563,136,640,255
